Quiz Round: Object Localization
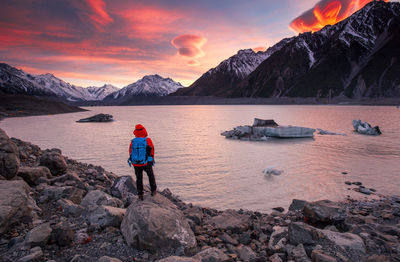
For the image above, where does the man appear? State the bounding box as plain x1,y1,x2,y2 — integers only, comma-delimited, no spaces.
129,124,157,200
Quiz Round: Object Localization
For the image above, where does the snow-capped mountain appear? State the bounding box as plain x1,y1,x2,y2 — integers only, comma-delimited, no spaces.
86,84,119,100
0,63,119,101
172,37,294,96
105,75,183,102
234,1,400,98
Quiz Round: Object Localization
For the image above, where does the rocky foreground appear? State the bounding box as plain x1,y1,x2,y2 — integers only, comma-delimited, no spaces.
1,128,400,262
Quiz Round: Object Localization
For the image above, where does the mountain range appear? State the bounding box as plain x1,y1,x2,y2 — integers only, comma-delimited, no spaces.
174,1,400,99
0,64,183,102
1,1,399,104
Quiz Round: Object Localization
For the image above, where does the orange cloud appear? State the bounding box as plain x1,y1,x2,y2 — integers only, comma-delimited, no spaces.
253,46,266,52
171,35,207,66
289,0,389,33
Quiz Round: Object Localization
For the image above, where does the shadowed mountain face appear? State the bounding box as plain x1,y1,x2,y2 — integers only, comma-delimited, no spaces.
173,1,400,99
172,38,294,97
238,2,400,98
234,1,400,98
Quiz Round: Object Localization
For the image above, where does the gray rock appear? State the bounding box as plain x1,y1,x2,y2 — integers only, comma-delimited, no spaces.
192,247,230,262
303,200,346,224
110,175,137,198
39,186,84,204
97,256,123,262
269,253,283,262
0,180,33,233
288,222,315,246
289,199,308,212
0,128,20,179
17,166,52,186
50,221,74,247
50,171,82,185
311,250,336,262
121,194,196,253
206,209,249,231
25,222,52,247
81,190,123,210
219,232,239,245
77,113,114,123
84,205,126,228
291,244,311,262
39,149,67,176
238,245,257,261
268,226,288,252
57,199,84,217
288,222,366,261
17,246,43,262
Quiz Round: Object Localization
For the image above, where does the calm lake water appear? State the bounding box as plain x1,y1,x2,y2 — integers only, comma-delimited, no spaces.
2,105,400,212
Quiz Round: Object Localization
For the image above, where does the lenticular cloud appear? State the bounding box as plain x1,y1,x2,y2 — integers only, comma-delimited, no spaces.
289,0,389,33
171,34,207,65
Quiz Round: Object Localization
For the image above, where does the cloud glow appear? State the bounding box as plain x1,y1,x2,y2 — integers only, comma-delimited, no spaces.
289,0,389,33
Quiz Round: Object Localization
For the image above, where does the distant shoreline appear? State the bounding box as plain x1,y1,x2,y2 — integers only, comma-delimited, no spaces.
93,96,400,107
0,93,87,121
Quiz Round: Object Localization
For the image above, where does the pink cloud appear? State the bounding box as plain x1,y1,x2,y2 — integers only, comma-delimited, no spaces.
171,35,207,65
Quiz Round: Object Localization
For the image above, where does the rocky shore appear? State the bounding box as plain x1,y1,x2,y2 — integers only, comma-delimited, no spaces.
1,128,399,262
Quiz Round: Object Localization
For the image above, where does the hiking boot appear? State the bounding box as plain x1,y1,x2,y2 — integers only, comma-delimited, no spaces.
138,195,144,201
151,191,157,196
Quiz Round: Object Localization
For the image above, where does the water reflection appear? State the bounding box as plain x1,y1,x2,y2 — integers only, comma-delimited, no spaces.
1,105,399,212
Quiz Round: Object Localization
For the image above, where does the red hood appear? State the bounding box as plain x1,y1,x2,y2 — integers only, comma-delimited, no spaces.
133,124,148,137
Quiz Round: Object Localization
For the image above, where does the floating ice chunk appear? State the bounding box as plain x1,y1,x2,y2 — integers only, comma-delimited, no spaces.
262,166,283,176
317,129,346,136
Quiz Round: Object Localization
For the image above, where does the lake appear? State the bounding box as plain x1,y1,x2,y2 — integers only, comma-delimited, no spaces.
1,105,400,212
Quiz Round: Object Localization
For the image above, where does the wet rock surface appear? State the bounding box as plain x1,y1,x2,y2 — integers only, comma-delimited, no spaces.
77,114,114,123
1,128,400,262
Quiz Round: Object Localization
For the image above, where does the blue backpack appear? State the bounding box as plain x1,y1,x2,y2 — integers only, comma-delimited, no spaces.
130,137,148,165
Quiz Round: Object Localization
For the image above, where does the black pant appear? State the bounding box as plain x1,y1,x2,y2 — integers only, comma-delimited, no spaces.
134,162,157,195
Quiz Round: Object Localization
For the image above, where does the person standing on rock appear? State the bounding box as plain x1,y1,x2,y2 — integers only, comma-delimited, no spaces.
128,124,157,200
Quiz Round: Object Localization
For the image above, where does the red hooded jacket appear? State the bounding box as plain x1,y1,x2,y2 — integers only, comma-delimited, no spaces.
129,124,154,166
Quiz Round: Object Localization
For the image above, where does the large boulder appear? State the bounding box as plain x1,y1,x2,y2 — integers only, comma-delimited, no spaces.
39,149,67,176
17,166,52,186
0,128,20,179
303,200,346,225
121,194,196,253
0,180,33,233
84,205,126,228
81,190,123,210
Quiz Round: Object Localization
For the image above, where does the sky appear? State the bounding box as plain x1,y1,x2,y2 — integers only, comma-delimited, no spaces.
0,0,396,88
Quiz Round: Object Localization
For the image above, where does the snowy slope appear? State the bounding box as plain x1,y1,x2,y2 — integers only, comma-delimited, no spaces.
0,63,119,101
108,74,183,100
173,37,294,96
235,1,400,98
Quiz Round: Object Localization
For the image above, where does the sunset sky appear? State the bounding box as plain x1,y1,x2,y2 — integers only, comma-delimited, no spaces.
0,0,396,88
